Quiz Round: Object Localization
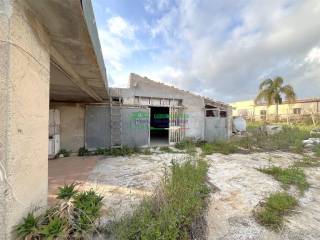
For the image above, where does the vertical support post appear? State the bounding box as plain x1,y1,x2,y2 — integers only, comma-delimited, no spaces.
0,1,50,238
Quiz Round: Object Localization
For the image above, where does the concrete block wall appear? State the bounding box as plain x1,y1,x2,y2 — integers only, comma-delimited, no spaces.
50,102,86,153
0,1,50,238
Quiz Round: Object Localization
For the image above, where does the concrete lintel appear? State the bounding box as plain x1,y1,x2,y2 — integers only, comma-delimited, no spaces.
50,46,103,102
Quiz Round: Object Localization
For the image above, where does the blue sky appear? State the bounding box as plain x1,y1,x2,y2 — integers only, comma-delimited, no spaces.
92,0,320,103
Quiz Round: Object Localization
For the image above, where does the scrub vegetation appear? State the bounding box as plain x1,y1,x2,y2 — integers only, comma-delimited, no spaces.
234,124,310,153
55,148,71,158
254,192,297,230
201,141,239,155
175,139,197,155
258,166,309,194
78,145,144,157
15,184,103,239
104,159,210,240
174,123,312,156
292,156,320,168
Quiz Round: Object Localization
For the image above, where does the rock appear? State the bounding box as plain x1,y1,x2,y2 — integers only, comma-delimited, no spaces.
303,138,320,147
260,125,283,135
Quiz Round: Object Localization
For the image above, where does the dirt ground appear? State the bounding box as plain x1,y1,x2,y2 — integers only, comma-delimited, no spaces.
48,151,320,239
206,152,320,240
48,155,101,205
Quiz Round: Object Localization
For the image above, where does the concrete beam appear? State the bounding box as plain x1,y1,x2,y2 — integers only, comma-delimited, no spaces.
50,46,103,102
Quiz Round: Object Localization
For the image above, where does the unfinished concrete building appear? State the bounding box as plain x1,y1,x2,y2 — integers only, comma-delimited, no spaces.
0,0,230,238
0,0,108,238
84,73,232,148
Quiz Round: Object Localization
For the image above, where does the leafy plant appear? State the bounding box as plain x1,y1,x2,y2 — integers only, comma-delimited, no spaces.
293,156,320,168
57,183,78,200
38,216,66,239
78,147,89,156
142,148,152,155
201,141,239,155
258,166,309,194
159,146,176,153
255,192,297,230
56,149,71,158
15,212,40,239
15,185,104,239
106,146,141,157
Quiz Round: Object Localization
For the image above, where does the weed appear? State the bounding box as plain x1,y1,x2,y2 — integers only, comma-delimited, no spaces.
201,141,239,155
57,183,78,200
107,159,210,239
38,216,66,239
15,213,40,239
78,147,89,156
106,146,141,157
142,148,152,155
159,146,176,153
293,156,320,168
231,124,310,153
15,184,104,239
55,149,71,158
95,148,107,155
258,166,309,194
255,192,297,230
175,139,197,155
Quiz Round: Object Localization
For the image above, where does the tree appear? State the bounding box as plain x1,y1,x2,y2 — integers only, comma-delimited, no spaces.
255,76,296,122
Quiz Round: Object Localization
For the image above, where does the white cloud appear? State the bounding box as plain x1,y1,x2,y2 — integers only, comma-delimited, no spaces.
107,16,136,39
147,0,320,102
144,0,170,14
305,47,320,63
98,15,141,85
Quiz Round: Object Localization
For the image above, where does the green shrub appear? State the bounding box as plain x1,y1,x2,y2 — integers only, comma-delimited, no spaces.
78,147,89,156
107,159,210,239
201,141,239,155
142,148,152,155
258,166,309,194
175,139,194,150
106,146,141,157
255,192,297,230
57,183,78,200
159,146,176,153
55,149,71,158
15,213,40,239
95,148,107,155
293,156,320,168
15,184,103,239
73,190,104,232
38,216,66,239
231,124,310,153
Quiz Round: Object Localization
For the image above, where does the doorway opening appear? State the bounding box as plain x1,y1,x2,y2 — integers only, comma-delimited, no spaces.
150,106,169,146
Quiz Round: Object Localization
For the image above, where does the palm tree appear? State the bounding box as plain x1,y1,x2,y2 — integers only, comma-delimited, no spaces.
255,76,296,121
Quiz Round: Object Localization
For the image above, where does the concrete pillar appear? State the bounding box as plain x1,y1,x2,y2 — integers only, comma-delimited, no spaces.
0,0,50,239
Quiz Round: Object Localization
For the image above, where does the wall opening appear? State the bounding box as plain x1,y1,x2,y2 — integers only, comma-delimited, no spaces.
150,106,169,146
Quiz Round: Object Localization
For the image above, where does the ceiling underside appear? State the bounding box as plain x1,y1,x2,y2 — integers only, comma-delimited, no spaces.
26,0,108,102
50,62,94,102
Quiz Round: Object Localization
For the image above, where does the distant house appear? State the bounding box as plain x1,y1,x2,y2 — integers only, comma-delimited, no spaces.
231,98,320,121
